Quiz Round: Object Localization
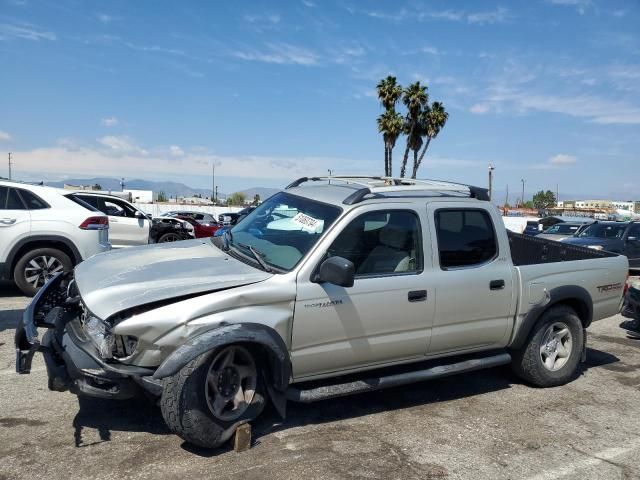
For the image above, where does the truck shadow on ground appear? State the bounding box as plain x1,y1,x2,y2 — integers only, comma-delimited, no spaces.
183,346,619,457
63,348,618,453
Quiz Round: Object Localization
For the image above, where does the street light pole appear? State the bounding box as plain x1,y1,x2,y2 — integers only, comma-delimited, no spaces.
8,152,12,180
327,169,332,185
521,179,525,207
488,163,494,202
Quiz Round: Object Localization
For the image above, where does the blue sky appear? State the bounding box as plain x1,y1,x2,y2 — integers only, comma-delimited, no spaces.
1,0,639,199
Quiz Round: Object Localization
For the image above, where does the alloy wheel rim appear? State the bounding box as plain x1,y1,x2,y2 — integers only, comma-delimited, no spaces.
204,346,257,421
539,322,573,372
24,256,64,288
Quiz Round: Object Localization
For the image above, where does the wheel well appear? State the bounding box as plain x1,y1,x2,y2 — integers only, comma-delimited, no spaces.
549,299,590,327
10,240,78,273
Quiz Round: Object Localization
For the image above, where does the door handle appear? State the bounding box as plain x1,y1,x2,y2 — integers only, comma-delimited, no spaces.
0,218,16,225
490,280,505,290
408,290,427,302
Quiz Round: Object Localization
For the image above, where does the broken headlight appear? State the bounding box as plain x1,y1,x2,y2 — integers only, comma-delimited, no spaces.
85,316,115,359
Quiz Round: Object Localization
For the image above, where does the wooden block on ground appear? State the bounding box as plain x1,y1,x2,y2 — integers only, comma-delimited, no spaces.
234,423,252,452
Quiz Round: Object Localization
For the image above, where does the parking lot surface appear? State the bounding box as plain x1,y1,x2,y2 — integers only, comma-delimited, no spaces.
2,287,640,480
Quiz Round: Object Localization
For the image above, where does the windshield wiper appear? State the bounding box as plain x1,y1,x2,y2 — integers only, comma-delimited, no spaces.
238,242,272,272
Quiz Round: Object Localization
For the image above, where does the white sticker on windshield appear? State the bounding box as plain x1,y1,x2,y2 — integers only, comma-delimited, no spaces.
292,212,322,233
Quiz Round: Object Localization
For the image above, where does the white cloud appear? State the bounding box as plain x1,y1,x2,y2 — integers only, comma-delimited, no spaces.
0,130,11,142
549,154,577,165
302,0,316,7
546,0,592,15
169,145,184,157
10,141,369,181
232,42,319,66
0,22,56,41
470,103,490,114
467,7,510,25
244,14,280,24
97,135,148,155
96,13,113,24
100,116,119,127
421,46,440,55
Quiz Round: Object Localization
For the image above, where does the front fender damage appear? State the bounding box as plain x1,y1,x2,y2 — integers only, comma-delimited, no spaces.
152,323,291,418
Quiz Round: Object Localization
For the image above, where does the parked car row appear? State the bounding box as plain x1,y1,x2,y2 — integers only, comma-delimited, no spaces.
0,180,232,295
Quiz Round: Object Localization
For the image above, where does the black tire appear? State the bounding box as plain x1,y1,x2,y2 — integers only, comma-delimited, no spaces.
158,232,183,243
512,305,584,387
13,247,73,296
160,345,266,449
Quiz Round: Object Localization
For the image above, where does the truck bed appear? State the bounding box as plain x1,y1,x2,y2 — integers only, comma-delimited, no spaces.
507,231,617,266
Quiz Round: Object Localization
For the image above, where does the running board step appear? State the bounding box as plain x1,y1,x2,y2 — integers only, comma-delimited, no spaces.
286,352,512,403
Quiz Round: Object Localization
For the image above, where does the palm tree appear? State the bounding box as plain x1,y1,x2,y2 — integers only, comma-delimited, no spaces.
377,110,404,177
411,101,448,179
399,82,428,178
376,76,402,111
376,76,403,175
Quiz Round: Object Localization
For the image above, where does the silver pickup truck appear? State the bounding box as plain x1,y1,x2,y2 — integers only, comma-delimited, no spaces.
15,176,628,449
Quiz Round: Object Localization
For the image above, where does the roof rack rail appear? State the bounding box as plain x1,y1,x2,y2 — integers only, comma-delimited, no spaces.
285,176,489,204
0,177,45,186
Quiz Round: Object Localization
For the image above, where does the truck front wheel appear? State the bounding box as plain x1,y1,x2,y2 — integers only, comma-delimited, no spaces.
160,345,265,449
512,305,584,387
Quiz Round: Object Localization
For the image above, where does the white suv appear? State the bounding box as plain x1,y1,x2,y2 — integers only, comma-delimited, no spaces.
68,192,151,248
0,180,111,295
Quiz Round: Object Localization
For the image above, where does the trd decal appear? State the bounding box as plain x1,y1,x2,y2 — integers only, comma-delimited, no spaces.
596,283,623,293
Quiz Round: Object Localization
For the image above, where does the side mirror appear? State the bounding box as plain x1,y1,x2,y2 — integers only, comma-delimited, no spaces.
315,256,355,287
134,211,148,219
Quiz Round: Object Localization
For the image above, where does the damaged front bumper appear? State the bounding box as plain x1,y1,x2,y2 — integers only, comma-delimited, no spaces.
15,273,162,399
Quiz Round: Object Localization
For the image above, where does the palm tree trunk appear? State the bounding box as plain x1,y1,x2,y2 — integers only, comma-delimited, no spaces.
413,137,432,178
384,145,389,176
388,144,393,177
411,149,419,179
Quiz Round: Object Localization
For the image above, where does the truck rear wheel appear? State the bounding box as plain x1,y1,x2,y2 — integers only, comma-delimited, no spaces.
160,345,265,449
512,305,584,387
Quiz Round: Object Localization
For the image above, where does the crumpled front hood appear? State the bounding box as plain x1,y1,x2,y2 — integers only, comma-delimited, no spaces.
74,239,272,320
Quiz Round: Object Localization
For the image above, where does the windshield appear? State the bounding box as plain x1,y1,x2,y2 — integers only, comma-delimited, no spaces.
227,192,341,271
578,223,626,239
545,224,581,234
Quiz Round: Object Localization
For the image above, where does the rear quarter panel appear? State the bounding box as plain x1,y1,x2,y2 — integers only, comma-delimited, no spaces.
514,254,629,338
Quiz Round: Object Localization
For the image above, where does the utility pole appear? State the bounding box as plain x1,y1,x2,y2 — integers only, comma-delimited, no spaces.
8,152,12,180
120,177,125,192
505,184,509,208
556,183,559,206
215,186,218,205
521,178,525,207
212,163,215,204
488,164,495,202
327,169,332,185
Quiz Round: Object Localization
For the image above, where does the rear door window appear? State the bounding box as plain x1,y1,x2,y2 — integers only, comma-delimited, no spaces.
17,189,49,209
6,188,26,209
435,209,498,269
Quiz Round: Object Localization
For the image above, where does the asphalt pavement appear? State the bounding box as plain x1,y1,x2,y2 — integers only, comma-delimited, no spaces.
2,285,640,480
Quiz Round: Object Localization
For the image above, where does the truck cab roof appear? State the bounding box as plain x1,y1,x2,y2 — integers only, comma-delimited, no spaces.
284,176,489,209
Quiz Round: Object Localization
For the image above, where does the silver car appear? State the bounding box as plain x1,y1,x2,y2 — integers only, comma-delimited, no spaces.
16,176,628,449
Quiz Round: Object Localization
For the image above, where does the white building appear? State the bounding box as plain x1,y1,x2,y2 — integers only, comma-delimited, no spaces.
124,189,153,203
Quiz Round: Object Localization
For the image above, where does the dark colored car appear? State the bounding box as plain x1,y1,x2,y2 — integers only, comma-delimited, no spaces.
523,220,541,236
174,215,220,238
161,211,218,226
149,217,193,243
218,206,256,225
537,222,593,241
562,221,640,268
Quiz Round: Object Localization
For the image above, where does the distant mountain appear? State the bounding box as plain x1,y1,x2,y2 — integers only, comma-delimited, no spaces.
44,177,280,201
